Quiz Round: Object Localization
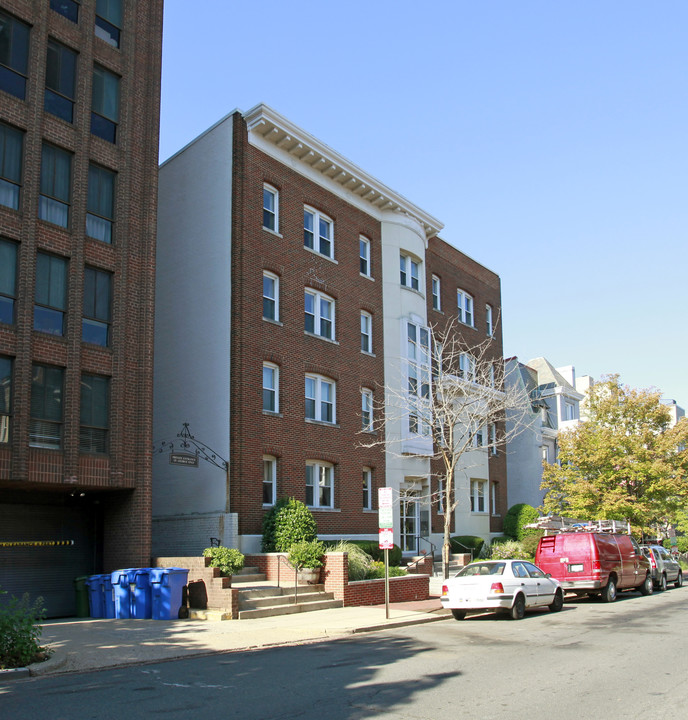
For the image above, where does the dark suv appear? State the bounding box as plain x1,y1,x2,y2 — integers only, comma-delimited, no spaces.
640,545,683,591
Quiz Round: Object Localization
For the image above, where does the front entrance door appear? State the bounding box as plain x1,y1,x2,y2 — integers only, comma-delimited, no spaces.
400,492,420,554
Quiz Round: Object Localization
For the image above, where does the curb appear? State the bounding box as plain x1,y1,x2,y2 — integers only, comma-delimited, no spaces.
0,666,31,680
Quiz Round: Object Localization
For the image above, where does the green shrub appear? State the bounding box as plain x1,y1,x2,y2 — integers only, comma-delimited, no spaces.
489,540,529,560
675,536,688,554
326,541,375,580
202,546,245,576
503,504,540,541
450,535,485,556
521,532,543,559
288,539,325,569
490,535,512,546
363,561,408,579
337,539,402,567
261,498,317,552
0,588,49,670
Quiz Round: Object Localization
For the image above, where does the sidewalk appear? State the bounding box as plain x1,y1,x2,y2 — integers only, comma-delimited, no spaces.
3,596,450,680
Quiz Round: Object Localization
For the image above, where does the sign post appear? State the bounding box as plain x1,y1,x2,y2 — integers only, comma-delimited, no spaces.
378,488,394,619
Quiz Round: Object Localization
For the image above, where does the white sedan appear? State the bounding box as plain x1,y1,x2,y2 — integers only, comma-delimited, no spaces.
440,559,564,620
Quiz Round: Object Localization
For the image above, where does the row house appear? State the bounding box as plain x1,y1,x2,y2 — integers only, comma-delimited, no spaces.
0,0,163,616
153,105,506,558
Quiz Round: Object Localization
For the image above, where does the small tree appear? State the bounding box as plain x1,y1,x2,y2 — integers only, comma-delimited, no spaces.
361,317,532,578
541,376,688,534
261,497,317,552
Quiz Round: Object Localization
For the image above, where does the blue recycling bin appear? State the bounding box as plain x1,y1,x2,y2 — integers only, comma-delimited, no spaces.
111,569,135,619
85,575,104,618
130,568,153,619
150,567,189,620
102,573,116,618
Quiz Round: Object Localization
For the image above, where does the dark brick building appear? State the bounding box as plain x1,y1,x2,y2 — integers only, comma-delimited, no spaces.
0,0,163,615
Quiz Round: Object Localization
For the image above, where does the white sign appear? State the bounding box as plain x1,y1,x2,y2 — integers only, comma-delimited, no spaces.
378,507,393,529
379,528,394,550
378,487,393,508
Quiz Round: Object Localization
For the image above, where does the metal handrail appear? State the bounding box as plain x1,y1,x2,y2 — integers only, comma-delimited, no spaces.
275,553,299,604
406,536,437,572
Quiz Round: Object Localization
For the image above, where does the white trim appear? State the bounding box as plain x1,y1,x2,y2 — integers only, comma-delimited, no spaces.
305,288,335,340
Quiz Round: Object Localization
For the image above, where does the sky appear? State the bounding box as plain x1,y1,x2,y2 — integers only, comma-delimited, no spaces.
159,1,688,407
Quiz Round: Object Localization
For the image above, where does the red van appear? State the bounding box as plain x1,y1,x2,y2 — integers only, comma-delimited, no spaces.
535,532,652,602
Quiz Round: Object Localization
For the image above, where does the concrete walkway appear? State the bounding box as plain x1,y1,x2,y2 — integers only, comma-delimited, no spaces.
2,596,450,679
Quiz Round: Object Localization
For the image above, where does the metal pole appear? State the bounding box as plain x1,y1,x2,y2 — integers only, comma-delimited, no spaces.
385,547,389,619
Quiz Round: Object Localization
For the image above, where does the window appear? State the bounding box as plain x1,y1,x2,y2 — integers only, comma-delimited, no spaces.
489,423,497,455
0,10,29,100
51,1,79,23
359,237,371,277
91,64,119,143
80,374,109,453
0,122,22,210
360,311,372,353
0,355,11,443
486,304,493,336
488,362,496,388
407,321,431,436
306,461,334,508
305,374,335,424
400,253,420,291
361,388,373,432
30,364,63,448
45,40,77,123
82,267,112,346
457,289,474,326
95,0,121,48
304,207,333,258
491,482,499,516
262,271,279,322
263,456,276,505
34,253,68,336
87,164,115,243
362,468,372,510
564,401,576,421
459,352,475,381
263,184,278,232
0,238,17,324
432,275,441,310
542,445,550,463
474,424,485,448
305,289,334,340
262,363,278,413
39,144,72,228
470,480,486,513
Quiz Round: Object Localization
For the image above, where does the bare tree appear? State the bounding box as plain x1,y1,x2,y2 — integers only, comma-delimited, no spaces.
361,317,532,579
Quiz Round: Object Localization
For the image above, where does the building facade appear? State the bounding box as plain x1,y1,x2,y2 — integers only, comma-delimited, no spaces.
0,0,163,615
154,105,507,558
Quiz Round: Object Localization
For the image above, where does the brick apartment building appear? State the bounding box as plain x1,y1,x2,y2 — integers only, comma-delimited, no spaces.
154,105,506,558
0,0,163,616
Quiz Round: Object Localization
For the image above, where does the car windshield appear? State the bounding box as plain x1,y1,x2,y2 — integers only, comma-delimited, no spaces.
457,562,505,577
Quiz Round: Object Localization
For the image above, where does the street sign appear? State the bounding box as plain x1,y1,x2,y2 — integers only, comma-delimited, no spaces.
378,507,393,529
378,487,393,507
379,528,394,549
169,453,198,467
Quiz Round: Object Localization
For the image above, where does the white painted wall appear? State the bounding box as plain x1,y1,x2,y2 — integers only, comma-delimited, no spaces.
153,118,233,521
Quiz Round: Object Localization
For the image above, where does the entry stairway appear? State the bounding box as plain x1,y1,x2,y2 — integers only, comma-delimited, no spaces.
153,556,342,621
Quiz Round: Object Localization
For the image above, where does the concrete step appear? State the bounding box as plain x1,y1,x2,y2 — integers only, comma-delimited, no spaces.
238,598,343,620
239,591,336,611
231,572,267,584
188,609,233,621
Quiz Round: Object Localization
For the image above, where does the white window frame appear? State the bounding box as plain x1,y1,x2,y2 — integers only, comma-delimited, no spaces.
262,362,279,413
400,253,420,291
486,303,493,336
459,352,476,381
564,401,576,421
473,424,485,448
263,271,279,322
432,275,441,310
304,206,334,259
359,236,371,277
360,311,372,353
305,289,334,340
305,374,336,424
406,320,431,437
263,455,277,506
457,289,474,326
361,388,373,432
306,460,334,508
263,184,278,232
489,423,498,455
470,479,487,513
491,482,499,516
362,467,372,510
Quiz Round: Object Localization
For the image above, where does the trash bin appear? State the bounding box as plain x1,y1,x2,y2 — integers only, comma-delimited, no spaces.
130,568,153,619
101,573,116,618
111,569,135,619
150,567,189,620
85,575,104,618
74,576,90,618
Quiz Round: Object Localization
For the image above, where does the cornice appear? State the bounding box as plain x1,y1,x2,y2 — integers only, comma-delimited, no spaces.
244,104,444,239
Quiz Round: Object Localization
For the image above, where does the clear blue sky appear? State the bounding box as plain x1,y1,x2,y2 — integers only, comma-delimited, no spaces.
159,1,688,407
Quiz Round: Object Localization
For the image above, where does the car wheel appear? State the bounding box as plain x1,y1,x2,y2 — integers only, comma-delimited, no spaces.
549,588,564,612
601,577,617,603
659,574,667,592
639,573,653,596
674,572,683,589
509,594,526,620
451,609,466,621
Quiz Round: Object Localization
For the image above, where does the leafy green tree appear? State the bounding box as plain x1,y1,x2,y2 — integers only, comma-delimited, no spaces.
541,376,688,533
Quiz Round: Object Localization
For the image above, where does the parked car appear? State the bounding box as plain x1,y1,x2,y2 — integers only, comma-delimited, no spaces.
440,559,564,620
535,532,652,602
640,545,683,590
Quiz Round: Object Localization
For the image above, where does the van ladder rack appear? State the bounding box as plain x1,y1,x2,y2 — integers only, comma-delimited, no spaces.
525,516,631,535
